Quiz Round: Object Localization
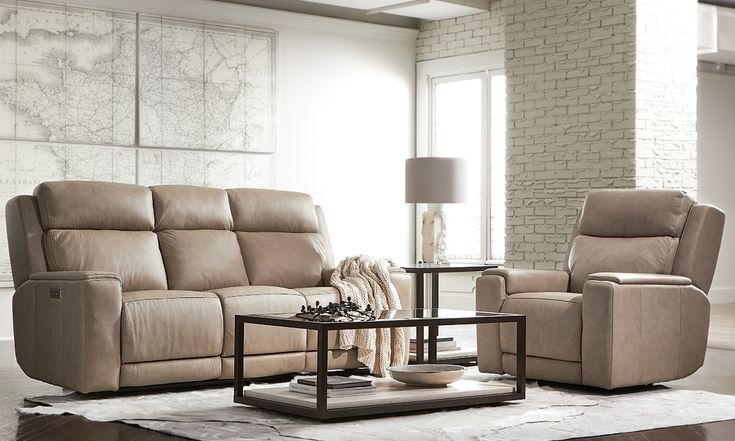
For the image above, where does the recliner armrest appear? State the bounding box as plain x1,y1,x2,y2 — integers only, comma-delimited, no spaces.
481,268,570,294
588,272,691,286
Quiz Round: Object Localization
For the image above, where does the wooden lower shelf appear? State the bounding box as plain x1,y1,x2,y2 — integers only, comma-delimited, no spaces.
244,377,513,410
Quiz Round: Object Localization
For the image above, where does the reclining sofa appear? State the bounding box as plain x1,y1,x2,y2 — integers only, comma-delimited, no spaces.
6,181,411,393
476,189,725,389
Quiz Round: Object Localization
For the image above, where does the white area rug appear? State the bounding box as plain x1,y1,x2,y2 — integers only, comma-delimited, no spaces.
18,369,735,441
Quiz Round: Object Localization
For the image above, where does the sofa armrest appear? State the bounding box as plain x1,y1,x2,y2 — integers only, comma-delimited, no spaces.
481,268,570,294
13,271,123,393
321,268,335,286
588,272,691,286
29,271,122,282
581,279,709,389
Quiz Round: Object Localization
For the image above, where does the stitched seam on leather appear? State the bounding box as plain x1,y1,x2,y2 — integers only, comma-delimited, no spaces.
505,297,581,304
45,231,59,271
677,286,683,379
16,199,33,285
81,282,86,392
605,282,614,388
684,210,706,280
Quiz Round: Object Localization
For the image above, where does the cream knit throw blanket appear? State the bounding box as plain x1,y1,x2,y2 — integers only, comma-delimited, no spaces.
330,255,406,377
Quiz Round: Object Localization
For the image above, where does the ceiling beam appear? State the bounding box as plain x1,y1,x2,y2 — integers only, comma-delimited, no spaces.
212,0,421,29
700,0,735,9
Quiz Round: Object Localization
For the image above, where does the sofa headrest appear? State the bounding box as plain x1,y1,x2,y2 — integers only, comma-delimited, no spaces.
34,181,154,230
152,185,233,230
227,188,318,233
578,189,695,238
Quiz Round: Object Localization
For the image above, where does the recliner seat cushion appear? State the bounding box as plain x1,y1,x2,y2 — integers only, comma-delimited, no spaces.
500,292,582,362
44,230,167,292
121,290,224,363
158,230,249,291
212,286,307,356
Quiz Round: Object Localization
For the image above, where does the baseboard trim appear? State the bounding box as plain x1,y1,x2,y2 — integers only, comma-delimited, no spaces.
709,286,735,304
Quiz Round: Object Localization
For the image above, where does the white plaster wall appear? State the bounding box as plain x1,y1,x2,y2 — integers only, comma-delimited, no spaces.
275,26,416,265
698,71,735,303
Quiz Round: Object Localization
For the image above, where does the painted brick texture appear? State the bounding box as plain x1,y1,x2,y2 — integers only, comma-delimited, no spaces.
504,0,638,269
416,1,503,62
635,0,698,195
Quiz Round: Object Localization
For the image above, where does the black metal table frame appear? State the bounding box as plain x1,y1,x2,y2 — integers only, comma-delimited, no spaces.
401,264,499,363
234,310,525,420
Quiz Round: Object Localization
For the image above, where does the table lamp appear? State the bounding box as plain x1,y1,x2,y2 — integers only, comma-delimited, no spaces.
405,157,468,264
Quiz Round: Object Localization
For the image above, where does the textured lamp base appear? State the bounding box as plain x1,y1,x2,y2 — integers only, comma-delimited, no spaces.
421,210,447,264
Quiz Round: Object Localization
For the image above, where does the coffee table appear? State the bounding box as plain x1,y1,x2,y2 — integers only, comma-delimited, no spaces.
234,308,525,420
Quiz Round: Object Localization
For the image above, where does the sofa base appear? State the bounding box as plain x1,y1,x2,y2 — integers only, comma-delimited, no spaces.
120,357,222,388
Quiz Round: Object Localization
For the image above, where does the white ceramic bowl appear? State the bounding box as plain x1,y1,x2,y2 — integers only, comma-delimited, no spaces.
387,364,465,387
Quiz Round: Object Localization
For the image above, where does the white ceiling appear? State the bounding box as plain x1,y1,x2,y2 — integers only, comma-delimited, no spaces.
300,0,489,20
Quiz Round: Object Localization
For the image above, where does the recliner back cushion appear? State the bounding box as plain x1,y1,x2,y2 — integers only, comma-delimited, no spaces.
237,232,328,288
577,189,695,237
44,230,167,291
566,189,694,293
158,230,249,291
567,235,679,293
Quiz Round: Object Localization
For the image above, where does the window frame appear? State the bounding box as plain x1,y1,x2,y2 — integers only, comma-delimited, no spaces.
415,51,504,264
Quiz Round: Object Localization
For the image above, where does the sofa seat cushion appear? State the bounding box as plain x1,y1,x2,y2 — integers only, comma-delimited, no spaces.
211,286,308,357
122,290,224,363
296,287,342,350
499,292,582,362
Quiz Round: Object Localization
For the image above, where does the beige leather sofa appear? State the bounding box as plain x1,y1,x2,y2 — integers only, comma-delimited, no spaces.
6,181,412,393
476,189,725,389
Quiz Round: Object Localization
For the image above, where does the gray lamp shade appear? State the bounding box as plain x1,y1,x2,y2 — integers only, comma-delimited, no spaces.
405,157,468,204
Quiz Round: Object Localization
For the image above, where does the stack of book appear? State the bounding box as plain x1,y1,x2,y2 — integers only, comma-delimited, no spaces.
410,336,461,354
288,376,376,397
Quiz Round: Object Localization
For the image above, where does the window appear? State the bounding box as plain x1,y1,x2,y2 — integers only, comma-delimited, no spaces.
430,71,506,263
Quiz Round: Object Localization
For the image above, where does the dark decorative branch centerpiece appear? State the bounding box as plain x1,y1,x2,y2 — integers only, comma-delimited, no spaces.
296,297,375,322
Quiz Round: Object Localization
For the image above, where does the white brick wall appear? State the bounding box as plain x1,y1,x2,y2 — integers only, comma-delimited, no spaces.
635,0,698,195
504,0,638,270
416,1,503,61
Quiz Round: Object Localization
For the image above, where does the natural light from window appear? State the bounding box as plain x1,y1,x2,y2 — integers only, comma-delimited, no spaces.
432,73,505,263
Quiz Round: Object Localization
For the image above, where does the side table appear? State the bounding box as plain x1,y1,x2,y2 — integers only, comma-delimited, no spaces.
401,263,500,364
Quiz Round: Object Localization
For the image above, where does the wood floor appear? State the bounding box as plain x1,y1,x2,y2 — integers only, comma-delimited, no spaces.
3,304,735,441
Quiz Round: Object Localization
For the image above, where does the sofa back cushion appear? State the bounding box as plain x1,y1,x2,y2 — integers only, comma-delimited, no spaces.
152,186,248,291
237,232,328,288
158,230,249,291
566,189,695,293
228,189,328,289
24,182,331,292
34,182,167,292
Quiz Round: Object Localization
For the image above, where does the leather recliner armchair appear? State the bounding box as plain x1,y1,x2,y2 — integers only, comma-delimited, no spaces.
476,189,725,389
